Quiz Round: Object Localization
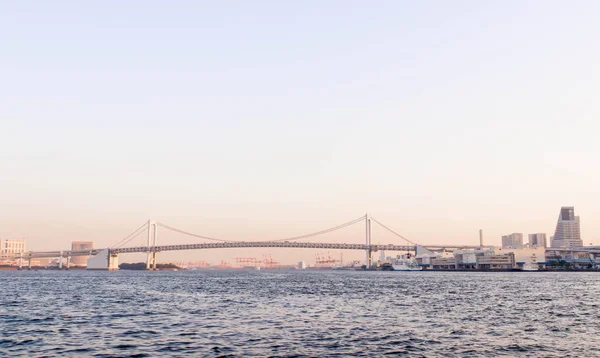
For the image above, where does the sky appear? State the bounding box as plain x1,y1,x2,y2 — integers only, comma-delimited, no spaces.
1,1,599,264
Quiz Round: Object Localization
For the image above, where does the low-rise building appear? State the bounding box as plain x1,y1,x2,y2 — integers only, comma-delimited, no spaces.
455,250,477,269
476,252,515,270
416,250,453,269
430,257,457,270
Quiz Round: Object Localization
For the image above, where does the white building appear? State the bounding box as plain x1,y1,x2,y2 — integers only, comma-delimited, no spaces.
455,249,478,269
528,233,547,248
502,233,523,249
551,206,582,248
416,250,454,268
0,239,27,254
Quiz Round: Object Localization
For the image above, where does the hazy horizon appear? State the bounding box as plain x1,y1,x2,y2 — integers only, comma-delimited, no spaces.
2,1,599,263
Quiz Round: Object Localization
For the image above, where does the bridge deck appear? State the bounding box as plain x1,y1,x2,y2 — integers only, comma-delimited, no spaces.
2,242,415,259
4,242,598,259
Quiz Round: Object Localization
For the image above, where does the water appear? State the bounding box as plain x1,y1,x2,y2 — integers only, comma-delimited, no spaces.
1,270,599,357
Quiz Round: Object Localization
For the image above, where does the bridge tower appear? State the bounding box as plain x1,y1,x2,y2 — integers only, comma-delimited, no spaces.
146,220,158,270
365,213,372,268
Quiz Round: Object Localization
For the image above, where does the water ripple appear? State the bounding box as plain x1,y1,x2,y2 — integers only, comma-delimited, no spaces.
1,270,600,356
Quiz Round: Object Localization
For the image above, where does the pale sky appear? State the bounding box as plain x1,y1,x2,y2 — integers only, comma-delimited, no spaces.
1,1,599,264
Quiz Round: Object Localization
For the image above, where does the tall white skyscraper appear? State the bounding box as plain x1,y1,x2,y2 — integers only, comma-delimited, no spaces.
551,207,582,248
528,233,547,248
502,233,523,249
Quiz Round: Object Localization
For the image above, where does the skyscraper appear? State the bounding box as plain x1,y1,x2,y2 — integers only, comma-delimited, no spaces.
501,233,523,249
550,207,582,248
528,233,547,248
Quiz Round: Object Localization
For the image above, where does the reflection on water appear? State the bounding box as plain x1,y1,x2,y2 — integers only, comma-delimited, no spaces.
1,270,599,357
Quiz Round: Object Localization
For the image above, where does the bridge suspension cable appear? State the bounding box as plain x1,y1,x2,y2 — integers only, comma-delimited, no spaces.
108,215,410,248
156,222,232,242
370,217,417,246
110,222,148,248
270,215,366,242
114,226,149,248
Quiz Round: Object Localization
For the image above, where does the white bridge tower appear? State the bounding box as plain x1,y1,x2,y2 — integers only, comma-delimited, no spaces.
146,220,158,270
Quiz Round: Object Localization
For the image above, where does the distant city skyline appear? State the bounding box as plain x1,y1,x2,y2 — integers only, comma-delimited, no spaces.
1,1,600,263
1,205,594,266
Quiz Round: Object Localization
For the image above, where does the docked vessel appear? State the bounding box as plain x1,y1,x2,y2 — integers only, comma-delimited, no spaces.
392,262,422,271
386,254,422,271
521,262,538,271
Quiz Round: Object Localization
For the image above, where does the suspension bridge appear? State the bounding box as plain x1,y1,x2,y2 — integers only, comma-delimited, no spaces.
3,214,487,270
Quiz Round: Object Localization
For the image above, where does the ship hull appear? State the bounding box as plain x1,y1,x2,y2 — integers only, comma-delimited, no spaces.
392,264,421,271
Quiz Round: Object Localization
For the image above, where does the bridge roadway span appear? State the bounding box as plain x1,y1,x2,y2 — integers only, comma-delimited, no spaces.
7,242,594,260
113,242,414,254
6,242,419,259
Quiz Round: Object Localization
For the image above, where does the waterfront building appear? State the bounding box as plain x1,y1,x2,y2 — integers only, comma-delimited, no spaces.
455,250,477,269
501,233,523,249
417,246,550,271
430,257,457,270
528,233,547,248
415,255,431,267
496,247,546,269
0,239,27,254
476,252,515,270
551,206,582,248
71,241,94,266
416,250,452,268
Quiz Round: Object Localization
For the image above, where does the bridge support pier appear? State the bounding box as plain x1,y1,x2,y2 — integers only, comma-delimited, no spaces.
18,252,23,270
28,258,32,270
152,251,158,270
86,249,119,270
66,256,71,270
109,251,119,270
59,251,63,270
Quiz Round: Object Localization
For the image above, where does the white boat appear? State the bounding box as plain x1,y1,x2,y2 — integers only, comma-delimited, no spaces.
392,262,422,271
386,254,422,271
522,262,539,271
